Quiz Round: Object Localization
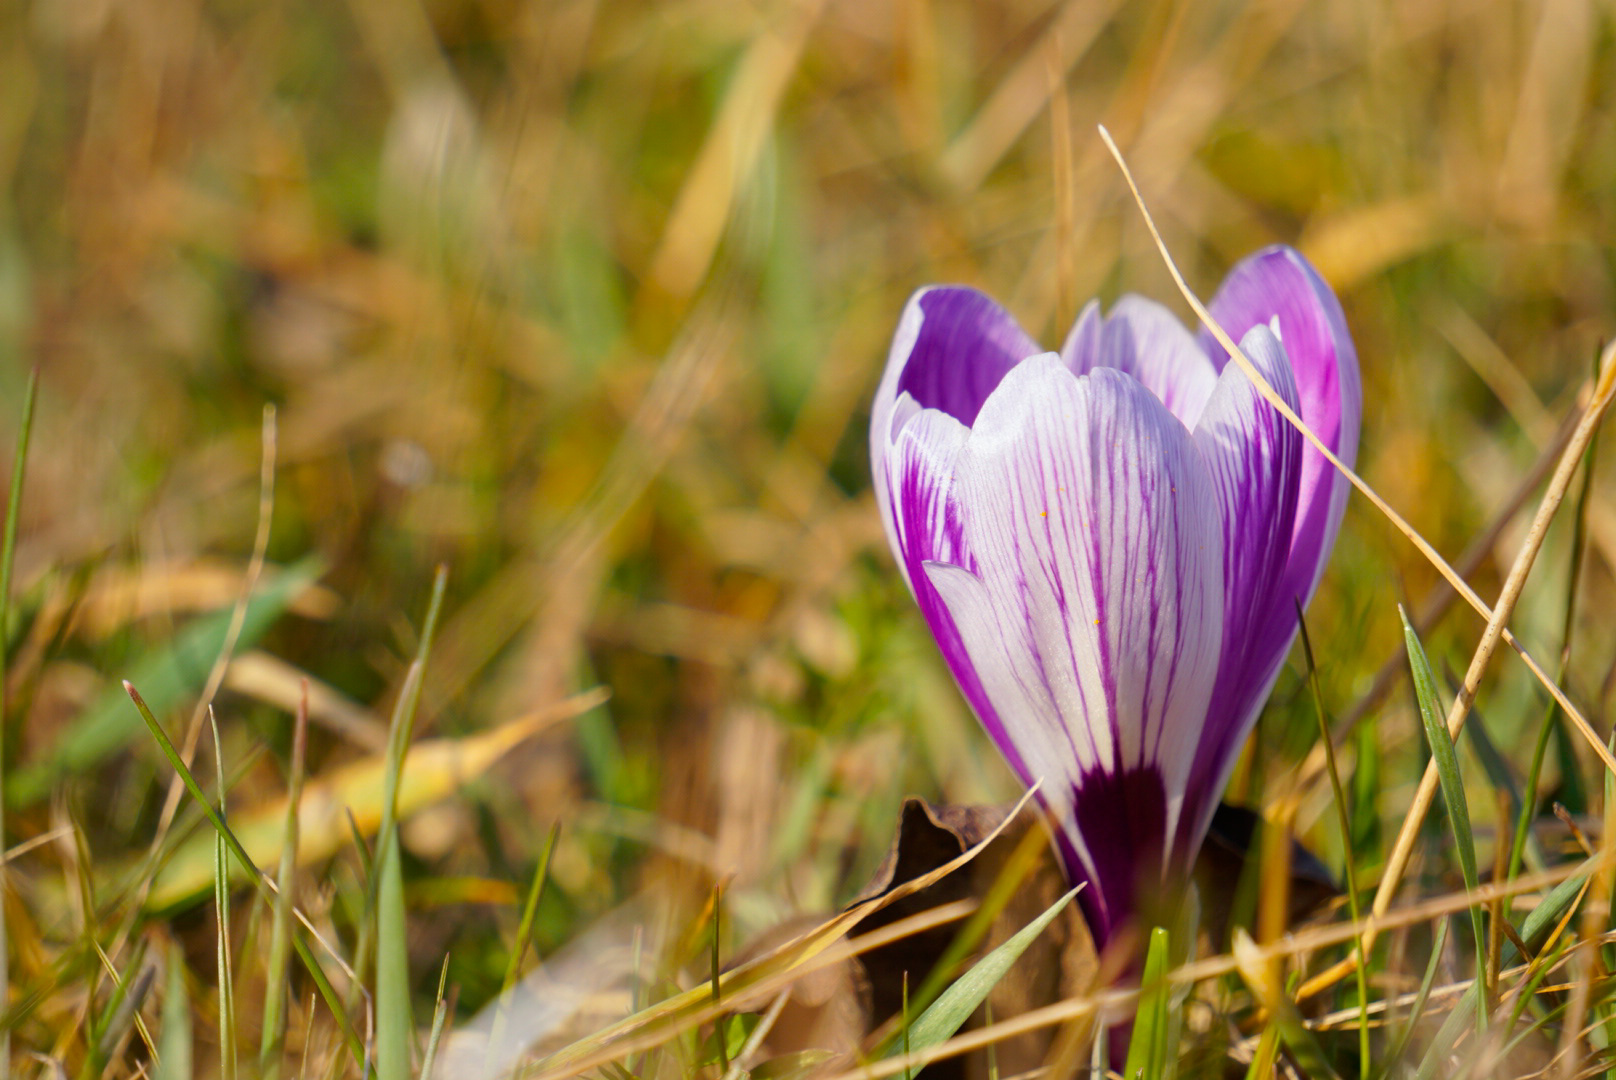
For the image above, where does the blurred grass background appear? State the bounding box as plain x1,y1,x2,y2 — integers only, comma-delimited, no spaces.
3,0,1616,1071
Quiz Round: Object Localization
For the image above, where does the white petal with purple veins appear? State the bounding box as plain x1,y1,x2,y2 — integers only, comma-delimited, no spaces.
1063,295,1220,429
922,358,1226,930
1177,323,1304,851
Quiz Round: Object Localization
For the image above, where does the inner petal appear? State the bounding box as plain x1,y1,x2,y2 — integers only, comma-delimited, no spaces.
893,287,1043,427
1061,295,1220,428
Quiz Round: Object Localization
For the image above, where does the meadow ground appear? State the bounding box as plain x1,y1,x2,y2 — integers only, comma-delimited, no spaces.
2,0,1616,1077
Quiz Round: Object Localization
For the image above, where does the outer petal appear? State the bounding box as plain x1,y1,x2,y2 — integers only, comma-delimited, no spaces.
1177,324,1303,856
871,287,1044,583
1198,246,1362,610
923,359,1225,941
1061,295,1220,429
878,405,1035,781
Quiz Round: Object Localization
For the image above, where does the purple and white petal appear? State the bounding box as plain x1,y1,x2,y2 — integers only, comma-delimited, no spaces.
880,406,1037,782
870,247,1361,951
1176,324,1304,856
871,287,1043,566
923,359,1225,939
1063,295,1220,429
1199,246,1363,611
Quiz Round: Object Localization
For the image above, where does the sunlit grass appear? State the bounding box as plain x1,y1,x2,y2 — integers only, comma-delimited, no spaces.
2,0,1616,1076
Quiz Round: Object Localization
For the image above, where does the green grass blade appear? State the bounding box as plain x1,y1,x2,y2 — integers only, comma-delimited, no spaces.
1510,704,1557,881
1297,602,1370,1079
1123,926,1173,1080
873,823,1050,1058
1241,1025,1280,1080
1400,605,1488,1026
212,712,238,1080
376,830,412,1080
505,821,559,989
9,557,324,806
1351,716,1380,864
80,940,151,1080
487,822,561,1068
374,568,448,1080
894,885,1080,1076
1378,915,1450,1078
907,825,1048,1028
157,941,193,1080
353,566,448,1001
260,688,309,1077
125,681,366,1068
419,955,454,1080
1232,930,1341,1080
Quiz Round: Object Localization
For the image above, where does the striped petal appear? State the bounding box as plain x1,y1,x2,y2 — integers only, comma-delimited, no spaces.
1199,246,1362,616
879,403,1037,781
922,359,1225,940
1177,324,1304,854
1062,295,1220,429
871,287,1044,587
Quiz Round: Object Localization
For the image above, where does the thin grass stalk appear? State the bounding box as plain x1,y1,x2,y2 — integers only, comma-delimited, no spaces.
1558,747,1616,1079
1296,605,1370,1077
60,814,100,1045
1402,610,1490,1031
0,368,36,1080
376,830,411,1080
419,956,454,1080
1242,1025,1281,1080
485,821,560,1073
351,565,449,999
1375,916,1451,1078
1512,423,1600,887
1600,765,1616,1058
92,956,155,1073
720,989,790,1080
125,681,367,1067
1494,933,1576,1067
212,711,239,1080
1311,405,1578,777
145,407,278,873
261,682,310,1077
1502,888,1586,1034
77,938,149,1080
1489,791,1509,990
712,882,730,1076
158,941,193,1080
374,567,449,1080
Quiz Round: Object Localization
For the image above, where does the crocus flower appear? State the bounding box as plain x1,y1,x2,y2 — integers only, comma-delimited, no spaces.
870,246,1360,945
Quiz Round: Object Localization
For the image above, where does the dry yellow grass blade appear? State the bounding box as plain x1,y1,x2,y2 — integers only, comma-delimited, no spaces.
146,687,607,910
70,561,339,640
644,0,825,305
223,651,387,752
938,0,1122,195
